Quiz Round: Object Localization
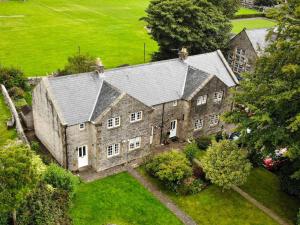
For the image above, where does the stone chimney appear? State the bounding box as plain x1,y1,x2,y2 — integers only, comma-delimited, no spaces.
95,58,104,73
178,47,188,61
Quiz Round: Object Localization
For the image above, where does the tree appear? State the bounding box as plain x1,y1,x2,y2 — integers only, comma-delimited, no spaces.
224,0,300,179
254,0,277,7
201,140,252,190
0,65,27,91
184,141,199,161
143,0,232,60
145,150,192,190
0,141,45,225
57,53,96,76
208,0,240,18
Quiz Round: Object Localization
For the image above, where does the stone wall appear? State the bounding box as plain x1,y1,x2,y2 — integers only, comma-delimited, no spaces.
32,79,67,167
94,94,152,172
1,84,29,145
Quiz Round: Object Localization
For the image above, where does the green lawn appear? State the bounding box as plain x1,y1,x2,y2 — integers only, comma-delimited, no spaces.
241,168,300,224
231,18,276,33
236,7,260,15
0,94,16,147
0,0,277,77
70,172,183,225
138,167,277,225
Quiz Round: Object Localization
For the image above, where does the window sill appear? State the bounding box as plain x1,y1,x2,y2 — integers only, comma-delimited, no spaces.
129,120,143,124
107,125,121,130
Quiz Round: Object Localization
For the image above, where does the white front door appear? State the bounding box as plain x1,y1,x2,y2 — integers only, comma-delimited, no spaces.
169,120,177,138
78,145,88,168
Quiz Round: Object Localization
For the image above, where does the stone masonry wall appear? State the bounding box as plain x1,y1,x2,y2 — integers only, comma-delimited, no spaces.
32,80,66,166
94,94,152,172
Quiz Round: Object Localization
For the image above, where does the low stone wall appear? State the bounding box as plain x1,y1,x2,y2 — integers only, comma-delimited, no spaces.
1,84,29,145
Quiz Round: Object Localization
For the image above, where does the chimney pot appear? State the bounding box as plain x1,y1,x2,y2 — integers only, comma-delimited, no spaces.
179,47,188,61
95,58,104,73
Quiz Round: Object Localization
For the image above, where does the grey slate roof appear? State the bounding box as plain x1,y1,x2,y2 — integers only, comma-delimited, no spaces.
245,28,270,54
45,50,238,125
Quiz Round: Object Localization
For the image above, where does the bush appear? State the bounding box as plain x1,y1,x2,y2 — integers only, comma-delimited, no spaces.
298,209,300,225
233,13,265,19
8,86,25,99
18,183,71,225
0,212,9,225
43,164,80,196
178,177,205,195
247,148,264,167
145,150,192,191
184,141,199,161
279,159,300,198
0,65,27,90
195,136,212,150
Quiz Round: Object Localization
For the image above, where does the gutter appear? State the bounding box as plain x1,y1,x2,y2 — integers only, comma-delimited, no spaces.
64,125,69,170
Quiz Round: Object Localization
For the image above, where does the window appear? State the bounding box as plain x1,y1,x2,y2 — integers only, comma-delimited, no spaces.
173,100,177,106
209,114,219,126
129,137,141,150
213,91,223,103
79,123,85,130
130,111,143,123
107,117,121,129
194,119,203,130
197,95,207,105
78,145,87,157
107,143,120,158
228,48,251,74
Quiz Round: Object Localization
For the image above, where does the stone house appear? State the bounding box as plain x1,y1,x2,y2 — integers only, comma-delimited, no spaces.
227,28,270,75
32,50,239,172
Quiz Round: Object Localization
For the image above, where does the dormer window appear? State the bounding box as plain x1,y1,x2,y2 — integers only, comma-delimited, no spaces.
130,111,143,123
213,91,223,103
197,95,207,106
107,117,121,129
79,123,85,130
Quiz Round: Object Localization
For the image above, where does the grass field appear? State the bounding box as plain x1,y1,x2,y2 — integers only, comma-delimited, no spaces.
241,168,300,224
0,1,277,77
138,167,277,225
235,7,260,15
0,94,16,147
70,172,183,225
231,18,276,33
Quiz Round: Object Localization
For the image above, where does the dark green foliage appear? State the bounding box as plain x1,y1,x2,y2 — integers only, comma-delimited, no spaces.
0,211,9,225
184,141,199,161
0,65,27,90
18,183,71,225
298,209,300,225
57,53,96,76
8,86,25,100
224,0,300,180
143,0,232,60
208,0,240,17
31,141,55,165
195,136,212,150
145,150,192,191
43,164,80,196
178,178,205,195
255,0,277,6
247,148,264,167
279,159,300,199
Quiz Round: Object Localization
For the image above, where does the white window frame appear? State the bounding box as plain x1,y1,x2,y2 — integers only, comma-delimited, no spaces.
209,114,219,126
173,100,177,106
78,145,87,157
194,119,203,130
107,143,120,158
129,137,141,151
130,111,143,123
213,91,223,103
197,95,207,106
107,116,121,129
79,123,85,130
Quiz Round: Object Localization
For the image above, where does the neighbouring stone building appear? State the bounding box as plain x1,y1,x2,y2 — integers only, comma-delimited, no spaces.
227,28,271,75
240,0,255,8
32,50,239,172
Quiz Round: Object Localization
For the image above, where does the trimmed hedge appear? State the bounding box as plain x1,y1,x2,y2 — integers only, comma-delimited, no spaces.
233,13,265,19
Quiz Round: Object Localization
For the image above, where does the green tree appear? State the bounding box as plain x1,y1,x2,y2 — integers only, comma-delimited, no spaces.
297,208,300,225
208,0,240,18
57,53,96,76
143,0,232,60
254,0,277,7
184,141,199,161
201,140,252,190
0,65,27,91
224,0,300,178
0,141,45,225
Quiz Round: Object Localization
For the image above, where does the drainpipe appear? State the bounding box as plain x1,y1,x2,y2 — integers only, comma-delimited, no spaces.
160,103,165,144
64,125,69,170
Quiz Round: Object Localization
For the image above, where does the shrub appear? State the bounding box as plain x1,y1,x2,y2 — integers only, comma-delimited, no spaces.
201,139,252,190
0,212,9,225
145,150,192,191
247,148,264,167
178,177,205,195
195,136,212,150
0,65,27,90
18,183,71,225
298,209,300,225
8,86,25,99
43,164,80,196
184,141,199,161
279,159,300,198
